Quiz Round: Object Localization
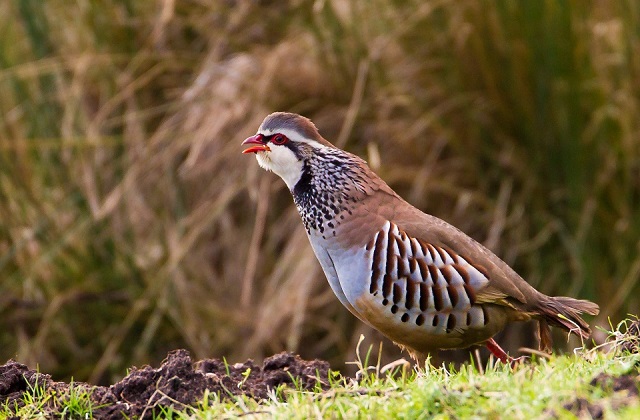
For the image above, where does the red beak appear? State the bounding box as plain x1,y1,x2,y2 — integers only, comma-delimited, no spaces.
242,134,271,154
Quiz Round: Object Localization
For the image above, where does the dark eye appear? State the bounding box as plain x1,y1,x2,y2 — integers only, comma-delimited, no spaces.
271,134,288,145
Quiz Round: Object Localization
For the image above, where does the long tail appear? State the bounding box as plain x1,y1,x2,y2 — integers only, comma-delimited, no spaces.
537,296,599,350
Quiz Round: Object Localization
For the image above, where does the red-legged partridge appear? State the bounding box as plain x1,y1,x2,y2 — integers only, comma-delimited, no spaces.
242,112,599,364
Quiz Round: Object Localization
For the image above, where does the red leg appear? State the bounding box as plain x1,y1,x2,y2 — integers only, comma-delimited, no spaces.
485,338,527,367
485,338,510,363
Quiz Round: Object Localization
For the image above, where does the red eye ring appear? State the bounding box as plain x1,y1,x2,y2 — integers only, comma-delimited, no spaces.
271,134,288,145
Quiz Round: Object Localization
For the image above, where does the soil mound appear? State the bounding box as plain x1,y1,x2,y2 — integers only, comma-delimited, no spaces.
0,349,331,419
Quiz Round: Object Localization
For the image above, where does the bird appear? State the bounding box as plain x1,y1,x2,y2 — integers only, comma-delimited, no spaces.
241,112,600,364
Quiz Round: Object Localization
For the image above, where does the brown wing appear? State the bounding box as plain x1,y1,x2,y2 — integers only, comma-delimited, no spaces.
359,185,547,313
348,166,596,348
386,195,599,342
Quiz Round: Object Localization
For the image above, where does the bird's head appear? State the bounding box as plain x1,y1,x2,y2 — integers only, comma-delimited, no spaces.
242,112,335,190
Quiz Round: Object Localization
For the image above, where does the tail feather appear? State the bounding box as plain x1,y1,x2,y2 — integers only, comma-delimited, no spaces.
538,296,600,340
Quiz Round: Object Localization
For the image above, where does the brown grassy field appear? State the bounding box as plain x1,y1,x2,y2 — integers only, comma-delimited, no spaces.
0,0,639,383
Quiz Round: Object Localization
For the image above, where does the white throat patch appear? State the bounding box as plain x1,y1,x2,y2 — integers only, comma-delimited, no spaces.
255,145,303,190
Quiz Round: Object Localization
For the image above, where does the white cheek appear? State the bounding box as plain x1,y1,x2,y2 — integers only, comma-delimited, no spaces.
255,146,303,190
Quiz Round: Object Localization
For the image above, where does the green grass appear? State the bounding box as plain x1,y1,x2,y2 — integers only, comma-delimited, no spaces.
175,330,640,419
3,349,638,419
1,376,99,419
229,353,640,420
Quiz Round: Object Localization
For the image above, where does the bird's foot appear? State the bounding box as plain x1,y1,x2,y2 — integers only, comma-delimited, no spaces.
485,338,528,368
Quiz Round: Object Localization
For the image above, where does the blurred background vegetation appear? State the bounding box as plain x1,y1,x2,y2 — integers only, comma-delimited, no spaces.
0,0,638,384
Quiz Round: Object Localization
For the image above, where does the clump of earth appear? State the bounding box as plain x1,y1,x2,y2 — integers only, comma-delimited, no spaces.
0,349,331,419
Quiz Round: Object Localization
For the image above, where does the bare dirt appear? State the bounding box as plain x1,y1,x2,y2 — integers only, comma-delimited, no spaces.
0,349,331,419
